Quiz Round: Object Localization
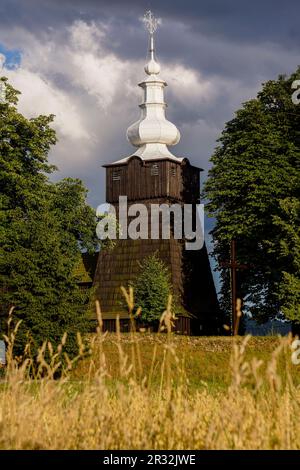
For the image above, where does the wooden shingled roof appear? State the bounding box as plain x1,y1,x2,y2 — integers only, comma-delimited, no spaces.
74,252,98,284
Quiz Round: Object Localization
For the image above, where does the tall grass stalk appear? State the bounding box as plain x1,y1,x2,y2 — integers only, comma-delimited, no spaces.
0,294,299,449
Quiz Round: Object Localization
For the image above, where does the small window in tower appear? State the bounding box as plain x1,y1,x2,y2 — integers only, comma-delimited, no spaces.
151,164,159,176
112,169,121,181
170,166,176,177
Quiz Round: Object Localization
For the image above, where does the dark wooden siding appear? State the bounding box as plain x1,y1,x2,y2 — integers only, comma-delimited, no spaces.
101,316,190,335
175,316,191,335
106,157,200,204
94,155,220,336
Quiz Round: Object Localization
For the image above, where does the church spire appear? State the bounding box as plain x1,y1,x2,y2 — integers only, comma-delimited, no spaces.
126,10,182,162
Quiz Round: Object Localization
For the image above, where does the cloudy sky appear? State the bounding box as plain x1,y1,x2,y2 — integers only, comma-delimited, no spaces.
0,0,299,290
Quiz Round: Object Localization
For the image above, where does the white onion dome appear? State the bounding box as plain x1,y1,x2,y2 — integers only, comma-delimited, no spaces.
126,31,181,161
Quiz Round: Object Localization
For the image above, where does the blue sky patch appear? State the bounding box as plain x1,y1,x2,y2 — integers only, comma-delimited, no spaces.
0,43,21,69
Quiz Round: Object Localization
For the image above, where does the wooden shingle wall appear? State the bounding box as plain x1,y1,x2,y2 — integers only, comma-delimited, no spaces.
94,156,220,334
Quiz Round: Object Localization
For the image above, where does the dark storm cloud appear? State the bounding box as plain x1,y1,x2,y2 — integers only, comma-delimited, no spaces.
1,0,299,87
2,0,299,48
1,0,298,174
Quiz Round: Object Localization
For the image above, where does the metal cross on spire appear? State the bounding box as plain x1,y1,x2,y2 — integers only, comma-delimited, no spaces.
142,10,161,60
143,10,160,35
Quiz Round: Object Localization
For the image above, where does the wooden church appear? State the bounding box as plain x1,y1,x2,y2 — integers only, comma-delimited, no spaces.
90,13,220,334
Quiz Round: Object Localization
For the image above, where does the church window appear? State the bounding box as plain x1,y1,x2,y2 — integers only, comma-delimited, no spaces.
112,169,121,181
151,164,159,176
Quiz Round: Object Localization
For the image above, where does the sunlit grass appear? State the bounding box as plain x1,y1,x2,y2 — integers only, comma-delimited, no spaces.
1,292,300,449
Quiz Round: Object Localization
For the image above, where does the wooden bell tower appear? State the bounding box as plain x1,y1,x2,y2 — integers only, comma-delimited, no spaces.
93,11,220,334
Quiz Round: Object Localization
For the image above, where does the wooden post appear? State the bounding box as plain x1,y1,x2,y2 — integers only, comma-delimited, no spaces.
220,239,249,336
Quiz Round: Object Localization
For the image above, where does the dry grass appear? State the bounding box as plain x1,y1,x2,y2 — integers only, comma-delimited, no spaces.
72,333,296,391
1,294,300,450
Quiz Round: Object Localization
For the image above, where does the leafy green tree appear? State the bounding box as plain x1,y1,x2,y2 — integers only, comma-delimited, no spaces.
0,77,98,358
273,198,300,323
133,253,172,325
203,68,300,324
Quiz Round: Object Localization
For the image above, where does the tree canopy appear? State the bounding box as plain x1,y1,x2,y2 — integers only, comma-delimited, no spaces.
0,77,99,358
203,68,300,324
133,253,172,325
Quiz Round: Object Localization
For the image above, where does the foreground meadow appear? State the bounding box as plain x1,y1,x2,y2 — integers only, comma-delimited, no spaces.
1,317,300,449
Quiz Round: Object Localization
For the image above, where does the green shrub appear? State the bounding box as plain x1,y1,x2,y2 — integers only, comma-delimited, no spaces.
133,254,172,325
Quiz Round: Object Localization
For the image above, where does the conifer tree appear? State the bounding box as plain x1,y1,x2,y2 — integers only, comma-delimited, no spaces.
133,254,172,325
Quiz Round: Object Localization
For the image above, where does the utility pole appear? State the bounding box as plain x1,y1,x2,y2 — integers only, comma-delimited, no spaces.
220,240,249,335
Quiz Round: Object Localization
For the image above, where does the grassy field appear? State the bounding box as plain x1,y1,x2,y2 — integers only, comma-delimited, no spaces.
72,333,300,391
1,328,300,450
